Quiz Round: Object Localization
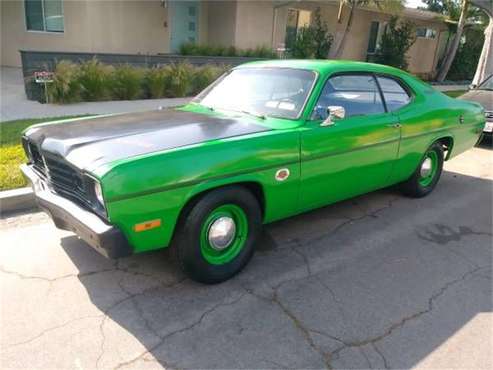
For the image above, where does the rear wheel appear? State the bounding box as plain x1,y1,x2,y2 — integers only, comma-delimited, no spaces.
173,186,262,284
400,142,444,198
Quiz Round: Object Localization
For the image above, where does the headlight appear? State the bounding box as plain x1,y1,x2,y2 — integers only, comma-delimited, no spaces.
94,181,104,206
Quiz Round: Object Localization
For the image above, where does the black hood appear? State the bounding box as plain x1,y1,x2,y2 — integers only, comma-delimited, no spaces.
24,108,271,171
459,90,493,111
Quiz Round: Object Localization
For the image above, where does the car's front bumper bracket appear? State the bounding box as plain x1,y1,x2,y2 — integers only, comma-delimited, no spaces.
20,164,132,259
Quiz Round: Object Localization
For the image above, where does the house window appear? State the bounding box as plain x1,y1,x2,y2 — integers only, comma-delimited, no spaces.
416,27,436,39
366,21,388,57
285,8,311,50
25,0,64,32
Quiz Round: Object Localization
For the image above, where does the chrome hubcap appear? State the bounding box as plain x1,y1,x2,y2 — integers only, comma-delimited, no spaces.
208,217,236,250
420,157,433,178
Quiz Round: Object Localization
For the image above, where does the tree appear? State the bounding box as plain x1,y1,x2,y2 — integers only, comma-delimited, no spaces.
311,7,334,58
436,0,470,81
448,25,485,80
422,0,461,19
329,0,404,58
290,7,333,59
374,17,416,70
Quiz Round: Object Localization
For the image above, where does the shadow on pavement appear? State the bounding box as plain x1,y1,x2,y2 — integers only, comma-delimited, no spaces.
61,170,492,369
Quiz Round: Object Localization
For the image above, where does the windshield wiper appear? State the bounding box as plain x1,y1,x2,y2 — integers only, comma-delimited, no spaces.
241,110,266,120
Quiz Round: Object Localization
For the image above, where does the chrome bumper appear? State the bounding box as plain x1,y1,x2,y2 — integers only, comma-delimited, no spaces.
21,164,132,259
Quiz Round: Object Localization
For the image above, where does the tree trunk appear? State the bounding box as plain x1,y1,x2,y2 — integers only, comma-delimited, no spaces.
330,2,356,58
436,0,470,82
471,0,493,85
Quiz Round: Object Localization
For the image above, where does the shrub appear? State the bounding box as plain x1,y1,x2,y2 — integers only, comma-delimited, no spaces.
145,66,171,98
289,7,333,59
225,46,237,57
179,42,199,55
78,59,114,101
179,42,276,58
252,45,277,58
167,62,194,97
311,8,333,59
47,60,230,102
192,65,227,95
110,64,144,100
47,60,82,103
291,27,316,58
374,16,416,71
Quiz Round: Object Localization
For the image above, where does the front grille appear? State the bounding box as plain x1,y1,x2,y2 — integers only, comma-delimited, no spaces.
27,141,46,175
23,138,95,211
43,154,90,208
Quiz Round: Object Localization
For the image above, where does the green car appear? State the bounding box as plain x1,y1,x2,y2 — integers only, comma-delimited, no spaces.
21,60,484,283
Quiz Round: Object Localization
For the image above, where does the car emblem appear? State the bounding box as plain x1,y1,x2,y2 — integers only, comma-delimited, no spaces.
275,168,290,181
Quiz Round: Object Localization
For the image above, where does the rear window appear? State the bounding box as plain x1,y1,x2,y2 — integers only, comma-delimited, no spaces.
377,77,411,111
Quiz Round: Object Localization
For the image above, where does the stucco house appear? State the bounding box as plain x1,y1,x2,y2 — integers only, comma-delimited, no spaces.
1,0,450,78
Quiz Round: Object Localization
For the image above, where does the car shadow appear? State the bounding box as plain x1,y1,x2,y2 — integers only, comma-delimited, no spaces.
479,136,492,149
61,170,492,369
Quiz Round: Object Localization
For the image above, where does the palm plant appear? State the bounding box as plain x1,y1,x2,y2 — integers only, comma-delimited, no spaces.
330,0,404,58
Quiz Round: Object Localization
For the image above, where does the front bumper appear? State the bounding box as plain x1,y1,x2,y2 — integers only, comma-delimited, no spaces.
21,164,132,259
483,121,493,134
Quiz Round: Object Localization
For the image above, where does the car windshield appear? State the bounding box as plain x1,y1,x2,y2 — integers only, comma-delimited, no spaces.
478,75,493,91
194,68,316,119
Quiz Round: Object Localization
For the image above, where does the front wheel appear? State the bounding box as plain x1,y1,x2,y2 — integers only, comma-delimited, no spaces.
400,142,444,198
173,186,262,284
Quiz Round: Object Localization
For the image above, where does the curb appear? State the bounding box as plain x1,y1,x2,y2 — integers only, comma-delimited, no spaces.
0,187,37,216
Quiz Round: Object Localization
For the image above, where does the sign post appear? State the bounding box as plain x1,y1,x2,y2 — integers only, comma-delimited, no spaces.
34,71,54,104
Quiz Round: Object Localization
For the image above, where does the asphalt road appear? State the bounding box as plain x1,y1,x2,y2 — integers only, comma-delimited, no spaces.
1,145,492,370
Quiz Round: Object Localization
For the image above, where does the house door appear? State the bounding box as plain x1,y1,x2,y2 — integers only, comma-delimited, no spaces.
169,1,199,52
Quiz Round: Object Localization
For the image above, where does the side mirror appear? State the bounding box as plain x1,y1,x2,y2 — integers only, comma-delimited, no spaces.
469,83,477,90
321,106,345,126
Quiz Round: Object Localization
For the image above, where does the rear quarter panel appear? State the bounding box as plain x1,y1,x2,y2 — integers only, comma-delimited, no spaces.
391,82,484,183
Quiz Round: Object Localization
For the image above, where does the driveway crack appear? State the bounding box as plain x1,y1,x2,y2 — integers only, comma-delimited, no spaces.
112,292,247,370
327,265,489,359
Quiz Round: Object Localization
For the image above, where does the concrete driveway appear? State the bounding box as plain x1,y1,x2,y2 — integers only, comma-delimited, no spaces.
1,146,491,369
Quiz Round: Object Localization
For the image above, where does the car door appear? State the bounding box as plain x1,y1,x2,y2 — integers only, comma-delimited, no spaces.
299,73,401,211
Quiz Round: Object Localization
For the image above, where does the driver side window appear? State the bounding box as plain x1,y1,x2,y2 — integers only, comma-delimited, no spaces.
312,74,385,120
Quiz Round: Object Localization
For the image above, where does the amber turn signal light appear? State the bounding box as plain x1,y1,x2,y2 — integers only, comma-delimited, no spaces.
134,219,161,232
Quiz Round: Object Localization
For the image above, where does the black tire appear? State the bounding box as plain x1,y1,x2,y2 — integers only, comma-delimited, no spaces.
400,142,444,198
172,186,262,284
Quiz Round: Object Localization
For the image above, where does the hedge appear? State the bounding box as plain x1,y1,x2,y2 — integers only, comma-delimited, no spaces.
46,59,230,103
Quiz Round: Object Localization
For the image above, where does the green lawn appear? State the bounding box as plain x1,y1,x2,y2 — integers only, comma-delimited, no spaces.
0,116,90,191
443,90,467,98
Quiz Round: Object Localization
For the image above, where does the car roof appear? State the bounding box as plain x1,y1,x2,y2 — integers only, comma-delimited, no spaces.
237,59,410,78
